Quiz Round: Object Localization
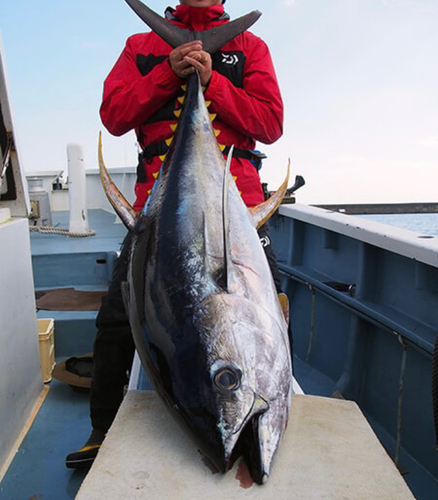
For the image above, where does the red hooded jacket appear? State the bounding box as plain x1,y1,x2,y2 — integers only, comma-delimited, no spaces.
100,4,283,209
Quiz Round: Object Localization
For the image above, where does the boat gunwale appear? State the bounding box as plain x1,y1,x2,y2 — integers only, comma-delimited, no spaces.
279,203,438,269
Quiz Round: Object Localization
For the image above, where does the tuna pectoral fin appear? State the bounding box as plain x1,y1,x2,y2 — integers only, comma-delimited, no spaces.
98,132,139,231
248,160,290,229
126,0,261,54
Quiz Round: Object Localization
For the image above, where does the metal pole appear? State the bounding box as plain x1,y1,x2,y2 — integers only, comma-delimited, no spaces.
67,143,89,235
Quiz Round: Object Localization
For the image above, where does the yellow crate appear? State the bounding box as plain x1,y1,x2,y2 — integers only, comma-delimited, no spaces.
38,318,55,383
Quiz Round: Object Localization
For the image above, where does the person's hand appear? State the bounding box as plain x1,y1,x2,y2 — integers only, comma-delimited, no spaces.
169,41,203,79
183,50,212,86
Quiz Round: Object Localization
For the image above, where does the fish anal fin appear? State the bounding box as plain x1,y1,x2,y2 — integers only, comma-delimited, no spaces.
249,160,290,229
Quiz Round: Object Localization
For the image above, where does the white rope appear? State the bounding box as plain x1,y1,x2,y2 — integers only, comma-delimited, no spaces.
29,226,96,237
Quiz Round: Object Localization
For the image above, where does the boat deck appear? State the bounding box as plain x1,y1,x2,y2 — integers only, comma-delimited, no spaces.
30,209,127,257
1,207,436,499
0,379,89,499
1,209,126,500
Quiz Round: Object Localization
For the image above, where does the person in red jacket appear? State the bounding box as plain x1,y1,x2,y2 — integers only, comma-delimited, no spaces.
66,0,284,469
100,0,283,210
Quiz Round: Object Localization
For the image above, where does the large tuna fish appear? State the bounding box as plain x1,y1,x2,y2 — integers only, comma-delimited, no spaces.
99,0,293,484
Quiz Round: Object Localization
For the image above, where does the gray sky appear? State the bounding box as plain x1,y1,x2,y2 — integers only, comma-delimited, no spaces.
1,0,437,204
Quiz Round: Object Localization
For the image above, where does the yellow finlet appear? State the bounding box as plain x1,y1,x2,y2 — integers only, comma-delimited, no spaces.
170,124,177,132
233,176,238,182
278,293,290,325
147,189,152,195
165,138,173,147
177,96,185,105
214,129,220,137
181,84,187,92
174,109,182,118
205,100,211,107
152,171,159,179
202,86,206,93
209,113,217,122
159,155,166,162
218,144,226,152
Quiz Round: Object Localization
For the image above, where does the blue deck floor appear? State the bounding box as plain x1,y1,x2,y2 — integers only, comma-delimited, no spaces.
1,210,127,499
0,377,90,500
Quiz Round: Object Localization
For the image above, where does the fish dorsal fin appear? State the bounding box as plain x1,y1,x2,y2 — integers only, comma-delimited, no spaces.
223,145,234,292
98,132,139,231
125,0,261,54
249,160,290,229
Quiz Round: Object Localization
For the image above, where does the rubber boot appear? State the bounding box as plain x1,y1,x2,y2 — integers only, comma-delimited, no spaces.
65,429,106,469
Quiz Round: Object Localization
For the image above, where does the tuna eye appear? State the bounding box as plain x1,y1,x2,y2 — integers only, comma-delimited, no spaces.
214,368,241,391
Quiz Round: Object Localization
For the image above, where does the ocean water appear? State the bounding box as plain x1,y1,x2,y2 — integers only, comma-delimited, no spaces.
358,213,438,237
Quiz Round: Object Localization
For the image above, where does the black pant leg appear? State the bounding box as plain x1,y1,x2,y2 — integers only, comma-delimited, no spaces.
90,232,135,433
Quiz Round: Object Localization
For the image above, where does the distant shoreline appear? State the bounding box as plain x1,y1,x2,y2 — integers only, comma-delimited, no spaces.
313,203,438,215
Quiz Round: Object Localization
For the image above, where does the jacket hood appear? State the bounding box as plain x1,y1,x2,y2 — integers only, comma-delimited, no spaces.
165,4,229,31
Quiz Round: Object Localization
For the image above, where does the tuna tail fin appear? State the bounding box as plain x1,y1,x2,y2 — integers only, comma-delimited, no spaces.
199,11,262,54
249,160,290,229
125,0,191,48
125,0,261,53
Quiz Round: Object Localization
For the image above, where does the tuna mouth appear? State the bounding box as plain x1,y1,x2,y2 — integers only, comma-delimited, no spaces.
223,395,270,485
